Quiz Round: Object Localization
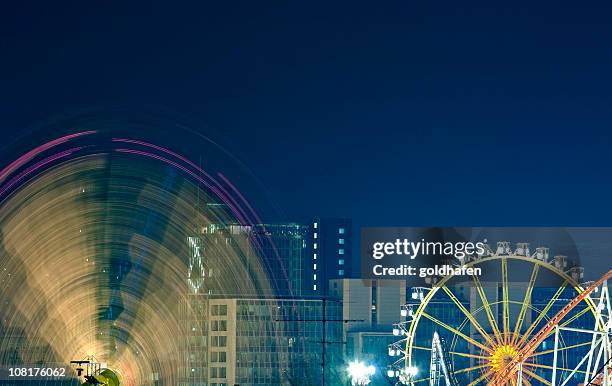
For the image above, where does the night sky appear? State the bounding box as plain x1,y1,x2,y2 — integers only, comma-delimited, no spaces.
1,2,612,227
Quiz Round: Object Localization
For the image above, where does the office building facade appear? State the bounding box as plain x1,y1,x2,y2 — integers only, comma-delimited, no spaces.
308,218,353,297
179,296,342,386
188,222,310,298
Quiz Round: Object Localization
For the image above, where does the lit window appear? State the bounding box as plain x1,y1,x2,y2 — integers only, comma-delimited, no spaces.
339,269,344,276
313,274,317,280
314,243,317,249
211,304,228,316
314,222,318,229
313,284,317,290
339,259,344,265
339,238,344,244
313,264,317,270
339,228,345,234
339,249,345,255
211,336,227,347
313,253,317,260
314,232,318,239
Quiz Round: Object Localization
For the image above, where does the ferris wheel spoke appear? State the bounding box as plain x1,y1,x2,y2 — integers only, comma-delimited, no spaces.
521,367,552,385
421,312,493,353
511,264,540,345
523,362,588,374
534,298,598,350
450,351,489,360
472,274,504,345
400,255,602,386
454,363,489,375
502,257,511,344
466,367,495,386
409,376,431,383
529,340,593,357
516,280,568,347
441,285,497,347
558,305,590,328
521,376,534,386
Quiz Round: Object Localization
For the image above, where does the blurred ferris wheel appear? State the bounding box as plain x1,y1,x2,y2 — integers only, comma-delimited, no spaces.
387,241,612,386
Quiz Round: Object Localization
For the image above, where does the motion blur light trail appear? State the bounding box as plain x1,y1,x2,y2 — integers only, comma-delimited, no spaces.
0,131,96,184
0,128,285,384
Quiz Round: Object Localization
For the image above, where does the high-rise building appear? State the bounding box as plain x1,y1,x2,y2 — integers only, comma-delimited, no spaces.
250,223,309,297
180,219,343,386
187,222,310,298
308,218,353,297
179,296,342,386
178,293,210,386
187,223,255,297
189,208,354,299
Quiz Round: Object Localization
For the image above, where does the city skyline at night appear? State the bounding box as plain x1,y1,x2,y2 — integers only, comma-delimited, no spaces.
1,2,612,385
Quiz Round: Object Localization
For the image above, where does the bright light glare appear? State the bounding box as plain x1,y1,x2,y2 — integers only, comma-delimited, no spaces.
347,360,376,385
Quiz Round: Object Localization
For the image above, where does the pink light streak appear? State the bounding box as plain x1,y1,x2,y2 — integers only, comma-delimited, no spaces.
0,147,84,198
0,131,95,184
112,138,255,227
114,148,249,225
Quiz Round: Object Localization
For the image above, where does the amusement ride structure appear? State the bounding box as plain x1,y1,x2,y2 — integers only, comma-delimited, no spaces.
71,357,121,386
388,241,612,386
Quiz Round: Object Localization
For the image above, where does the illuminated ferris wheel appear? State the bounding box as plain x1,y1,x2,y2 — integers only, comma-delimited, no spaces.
387,241,612,386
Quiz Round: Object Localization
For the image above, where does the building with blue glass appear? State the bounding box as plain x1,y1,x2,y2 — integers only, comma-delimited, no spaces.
308,218,353,297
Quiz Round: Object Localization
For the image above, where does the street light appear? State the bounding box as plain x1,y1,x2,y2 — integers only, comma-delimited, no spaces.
347,360,376,385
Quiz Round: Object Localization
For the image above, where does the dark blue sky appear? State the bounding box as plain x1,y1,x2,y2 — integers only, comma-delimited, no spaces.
1,2,612,226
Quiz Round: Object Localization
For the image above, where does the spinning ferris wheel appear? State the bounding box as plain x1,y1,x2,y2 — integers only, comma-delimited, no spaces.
388,241,612,386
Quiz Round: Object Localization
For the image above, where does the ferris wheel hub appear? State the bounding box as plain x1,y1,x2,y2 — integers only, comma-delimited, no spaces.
491,344,519,373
